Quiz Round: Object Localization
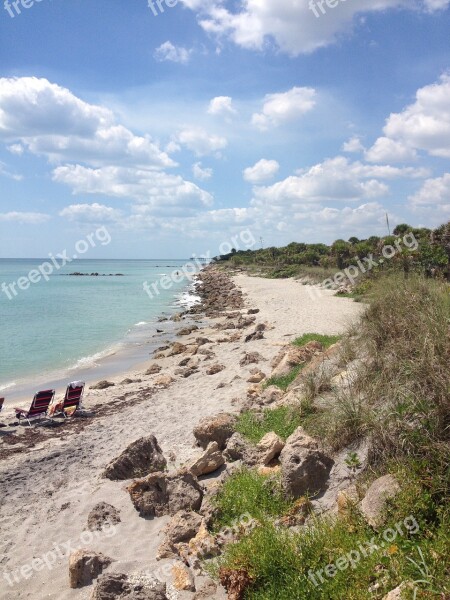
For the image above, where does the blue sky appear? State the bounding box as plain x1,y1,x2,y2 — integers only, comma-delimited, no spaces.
0,0,449,258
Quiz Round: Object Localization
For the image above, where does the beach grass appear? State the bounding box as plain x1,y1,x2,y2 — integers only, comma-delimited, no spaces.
235,406,303,444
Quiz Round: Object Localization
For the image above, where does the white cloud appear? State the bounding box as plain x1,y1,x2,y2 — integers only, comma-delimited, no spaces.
0,211,50,224
175,127,228,156
7,143,24,155
243,159,280,183
0,77,174,169
154,41,192,64
342,136,365,154
53,165,214,217
59,203,123,223
208,96,237,118
192,162,213,180
0,161,22,181
367,74,450,161
252,87,316,131
180,0,448,57
409,173,450,215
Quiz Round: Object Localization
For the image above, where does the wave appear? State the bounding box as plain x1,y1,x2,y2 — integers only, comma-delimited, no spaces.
68,346,120,371
0,381,16,392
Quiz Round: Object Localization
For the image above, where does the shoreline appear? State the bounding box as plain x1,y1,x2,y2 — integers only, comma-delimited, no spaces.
0,267,364,600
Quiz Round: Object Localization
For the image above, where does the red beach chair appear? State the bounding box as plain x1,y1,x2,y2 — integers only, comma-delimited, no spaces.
59,381,86,417
14,390,55,425
0,397,4,413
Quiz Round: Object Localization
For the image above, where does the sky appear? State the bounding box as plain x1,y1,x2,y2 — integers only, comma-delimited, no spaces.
0,0,449,259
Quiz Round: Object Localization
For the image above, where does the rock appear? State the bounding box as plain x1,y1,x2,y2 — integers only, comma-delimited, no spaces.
382,583,413,600
260,385,284,405
271,341,323,377
280,429,333,498
154,375,174,388
90,573,168,600
87,502,121,531
196,337,212,346
244,330,264,343
103,436,167,481
361,475,401,527
168,342,187,356
145,364,162,375
193,576,224,599
257,463,281,476
223,432,258,465
172,562,195,592
193,413,236,450
177,326,199,336
90,380,115,390
127,471,203,518
240,352,265,366
248,308,260,315
187,522,220,559
157,511,203,559
337,485,359,518
189,442,225,477
206,363,225,375
153,352,166,360
247,370,266,384
69,549,112,588
257,432,285,465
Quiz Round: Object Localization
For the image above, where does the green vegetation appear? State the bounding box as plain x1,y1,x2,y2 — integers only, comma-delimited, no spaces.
214,220,450,286
293,333,341,349
235,406,303,444
212,468,290,530
263,365,302,391
214,273,450,598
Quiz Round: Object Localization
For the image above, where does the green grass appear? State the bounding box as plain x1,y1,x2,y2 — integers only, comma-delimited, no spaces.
292,333,341,349
212,467,291,530
218,466,450,599
235,406,303,444
263,365,303,391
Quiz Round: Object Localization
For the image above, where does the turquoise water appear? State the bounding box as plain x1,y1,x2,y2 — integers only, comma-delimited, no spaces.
0,259,199,390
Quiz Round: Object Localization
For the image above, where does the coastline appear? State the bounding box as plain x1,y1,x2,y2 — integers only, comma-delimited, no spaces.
0,267,363,600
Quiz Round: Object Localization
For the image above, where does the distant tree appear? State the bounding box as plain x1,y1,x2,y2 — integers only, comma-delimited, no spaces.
348,237,360,245
393,223,411,236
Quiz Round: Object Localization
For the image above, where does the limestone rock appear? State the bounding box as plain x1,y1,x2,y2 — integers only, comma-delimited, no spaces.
260,385,284,406
271,341,323,377
157,511,203,559
127,471,203,518
361,475,401,527
223,432,258,465
87,502,121,531
284,426,319,450
103,436,166,481
90,380,115,390
90,573,168,600
247,371,266,384
240,352,265,367
145,364,162,376
69,549,112,588
154,375,174,388
172,562,195,592
337,485,359,518
168,342,187,356
193,413,236,450
206,363,225,375
189,442,225,477
257,432,285,465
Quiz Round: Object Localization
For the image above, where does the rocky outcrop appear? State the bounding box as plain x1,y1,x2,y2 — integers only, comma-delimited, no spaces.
206,363,225,375
190,268,244,315
90,380,115,390
69,549,112,588
361,475,400,527
271,341,323,377
127,471,203,518
193,413,236,450
280,427,333,498
240,352,265,366
247,370,266,383
87,502,121,531
168,342,187,356
172,562,195,592
189,442,225,477
103,436,167,481
257,432,285,465
145,364,162,375
157,510,203,559
90,574,168,600
223,432,258,465
153,375,175,388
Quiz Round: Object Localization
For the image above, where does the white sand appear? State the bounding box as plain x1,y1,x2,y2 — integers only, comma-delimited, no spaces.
0,275,363,600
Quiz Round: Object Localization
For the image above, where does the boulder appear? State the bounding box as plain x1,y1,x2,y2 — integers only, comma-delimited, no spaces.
168,342,187,356
247,370,266,384
127,471,203,517
257,432,285,465
271,341,323,377
157,511,203,559
223,433,258,465
90,380,115,390
193,413,236,450
244,330,264,343
280,429,333,498
360,475,401,527
103,436,166,481
189,442,225,477
90,573,168,600
153,375,174,388
206,364,225,375
172,562,195,592
177,325,199,336
260,386,284,406
240,352,265,367
87,502,121,531
69,549,112,588
145,364,162,376
248,309,260,315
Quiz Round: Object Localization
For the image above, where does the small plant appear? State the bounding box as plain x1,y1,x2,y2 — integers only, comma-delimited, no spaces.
236,406,302,444
264,365,302,391
293,333,341,349
345,451,362,479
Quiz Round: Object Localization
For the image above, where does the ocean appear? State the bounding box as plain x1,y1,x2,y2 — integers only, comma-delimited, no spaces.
0,258,201,398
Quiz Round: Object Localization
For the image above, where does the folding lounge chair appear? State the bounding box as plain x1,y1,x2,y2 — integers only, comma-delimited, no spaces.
0,397,4,413
14,390,55,425
58,381,85,417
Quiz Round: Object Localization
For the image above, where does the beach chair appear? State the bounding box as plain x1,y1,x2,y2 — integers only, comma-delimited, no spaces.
0,398,4,413
57,381,86,417
14,390,55,425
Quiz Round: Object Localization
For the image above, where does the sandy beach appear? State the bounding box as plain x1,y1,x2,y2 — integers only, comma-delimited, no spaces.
0,272,363,600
